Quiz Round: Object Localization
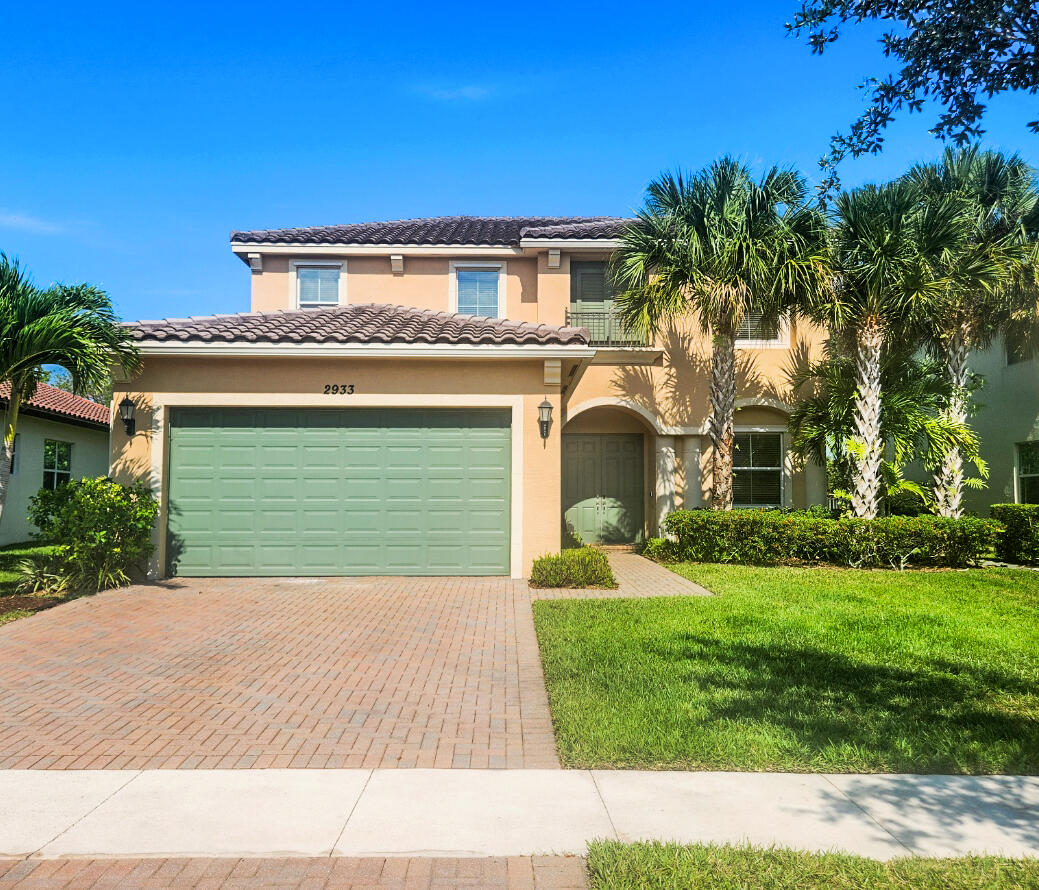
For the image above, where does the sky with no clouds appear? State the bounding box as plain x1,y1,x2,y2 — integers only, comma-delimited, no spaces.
2,0,1037,323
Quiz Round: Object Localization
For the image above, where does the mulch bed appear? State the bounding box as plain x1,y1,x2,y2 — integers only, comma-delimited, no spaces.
0,594,63,615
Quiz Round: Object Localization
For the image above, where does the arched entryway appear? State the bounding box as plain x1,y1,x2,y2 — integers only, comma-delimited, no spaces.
561,404,654,545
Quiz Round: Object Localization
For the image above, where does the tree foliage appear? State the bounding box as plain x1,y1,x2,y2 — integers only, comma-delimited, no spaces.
613,157,829,509
788,1,1039,192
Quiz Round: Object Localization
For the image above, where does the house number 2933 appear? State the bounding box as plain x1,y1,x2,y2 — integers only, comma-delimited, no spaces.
323,384,355,394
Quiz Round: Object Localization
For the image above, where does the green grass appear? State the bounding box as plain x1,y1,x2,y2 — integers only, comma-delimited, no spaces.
533,564,1039,773
586,842,1039,890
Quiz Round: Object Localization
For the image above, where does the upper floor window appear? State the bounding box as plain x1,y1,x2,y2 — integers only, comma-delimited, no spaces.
570,261,613,308
733,432,783,507
296,265,340,310
43,439,72,490
453,264,502,317
1018,442,1039,504
735,309,785,347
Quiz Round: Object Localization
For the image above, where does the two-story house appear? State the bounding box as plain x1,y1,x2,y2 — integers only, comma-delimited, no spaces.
110,217,827,579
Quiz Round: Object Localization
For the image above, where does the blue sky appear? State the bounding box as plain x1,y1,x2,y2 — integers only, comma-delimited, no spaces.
3,0,1036,323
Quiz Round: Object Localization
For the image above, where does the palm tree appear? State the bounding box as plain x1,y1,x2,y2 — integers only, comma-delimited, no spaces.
789,340,983,510
906,147,1039,517
613,158,829,509
807,180,984,518
0,256,140,522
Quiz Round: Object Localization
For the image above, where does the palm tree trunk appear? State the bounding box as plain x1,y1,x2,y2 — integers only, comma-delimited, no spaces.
709,328,737,510
0,392,21,525
851,316,884,519
933,325,970,518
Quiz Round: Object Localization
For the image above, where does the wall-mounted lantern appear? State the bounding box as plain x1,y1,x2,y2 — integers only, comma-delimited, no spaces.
538,399,553,440
118,397,136,437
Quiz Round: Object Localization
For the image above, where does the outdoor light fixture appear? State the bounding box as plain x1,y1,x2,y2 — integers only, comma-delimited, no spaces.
538,399,553,440
118,397,136,437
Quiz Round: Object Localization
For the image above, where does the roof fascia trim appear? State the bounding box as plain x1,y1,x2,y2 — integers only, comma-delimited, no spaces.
136,343,595,359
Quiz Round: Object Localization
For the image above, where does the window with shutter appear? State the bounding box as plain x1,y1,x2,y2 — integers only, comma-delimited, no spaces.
735,309,782,343
456,267,500,317
297,267,340,309
732,433,783,506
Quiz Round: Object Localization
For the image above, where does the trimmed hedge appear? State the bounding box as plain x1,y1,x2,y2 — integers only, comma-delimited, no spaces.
651,509,998,569
991,504,1039,565
530,547,618,588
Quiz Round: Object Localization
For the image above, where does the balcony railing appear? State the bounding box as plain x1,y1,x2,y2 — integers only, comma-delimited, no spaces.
565,308,649,347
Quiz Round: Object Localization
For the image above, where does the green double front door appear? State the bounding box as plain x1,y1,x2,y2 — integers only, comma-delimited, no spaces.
167,407,511,576
562,434,645,545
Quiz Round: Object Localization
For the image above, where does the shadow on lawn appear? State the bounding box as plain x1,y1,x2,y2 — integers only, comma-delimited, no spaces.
658,633,1039,773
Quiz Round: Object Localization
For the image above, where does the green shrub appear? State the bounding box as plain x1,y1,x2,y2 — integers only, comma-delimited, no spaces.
29,477,159,593
660,509,997,569
991,504,1039,564
15,554,70,595
639,537,677,562
530,547,617,588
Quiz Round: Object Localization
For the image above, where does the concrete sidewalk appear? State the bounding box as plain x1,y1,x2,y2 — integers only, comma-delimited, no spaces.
2,769,1037,861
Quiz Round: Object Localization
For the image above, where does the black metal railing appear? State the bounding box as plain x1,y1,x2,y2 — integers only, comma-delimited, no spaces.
565,308,649,347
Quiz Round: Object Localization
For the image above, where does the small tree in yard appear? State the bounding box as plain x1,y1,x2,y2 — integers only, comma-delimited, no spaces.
789,341,982,511
907,147,1039,517
807,180,969,518
613,158,829,509
0,256,139,524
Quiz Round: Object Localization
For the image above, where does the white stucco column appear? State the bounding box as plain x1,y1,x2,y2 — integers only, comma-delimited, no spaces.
680,436,704,508
655,435,677,534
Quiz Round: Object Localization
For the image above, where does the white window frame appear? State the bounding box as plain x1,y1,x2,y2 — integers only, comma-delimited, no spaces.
732,428,789,507
1015,441,1039,503
449,261,507,318
42,439,72,490
289,260,345,310
735,315,790,349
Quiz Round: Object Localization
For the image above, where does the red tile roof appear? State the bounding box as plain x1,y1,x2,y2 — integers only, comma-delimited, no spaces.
0,381,110,427
230,216,632,246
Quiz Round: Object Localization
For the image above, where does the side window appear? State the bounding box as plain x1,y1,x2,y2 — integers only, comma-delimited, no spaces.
1007,328,1035,366
455,267,500,317
43,439,72,490
9,434,17,475
735,309,783,345
732,433,783,506
1018,442,1039,503
296,266,340,309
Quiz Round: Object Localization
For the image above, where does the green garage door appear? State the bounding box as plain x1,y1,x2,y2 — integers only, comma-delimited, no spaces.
167,408,511,576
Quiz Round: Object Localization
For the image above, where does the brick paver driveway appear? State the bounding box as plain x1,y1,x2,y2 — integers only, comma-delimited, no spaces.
0,577,558,770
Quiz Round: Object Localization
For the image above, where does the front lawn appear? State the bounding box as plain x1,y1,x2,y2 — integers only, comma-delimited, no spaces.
586,842,1039,890
533,564,1039,772
0,541,63,625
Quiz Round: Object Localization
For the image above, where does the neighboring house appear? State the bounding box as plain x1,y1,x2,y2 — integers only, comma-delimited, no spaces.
110,216,828,579
959,335,1039,513
0,382,110,546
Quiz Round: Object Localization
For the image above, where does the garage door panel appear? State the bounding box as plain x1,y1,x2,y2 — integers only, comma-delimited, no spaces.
168,408,510,576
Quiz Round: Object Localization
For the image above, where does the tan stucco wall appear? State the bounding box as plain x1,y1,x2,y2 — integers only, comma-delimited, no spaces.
0,415,110,546
112,356,563,578
239,247,832,522
249,255,545,324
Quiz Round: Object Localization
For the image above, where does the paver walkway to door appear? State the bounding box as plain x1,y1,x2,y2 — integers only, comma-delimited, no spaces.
0,577,558,770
